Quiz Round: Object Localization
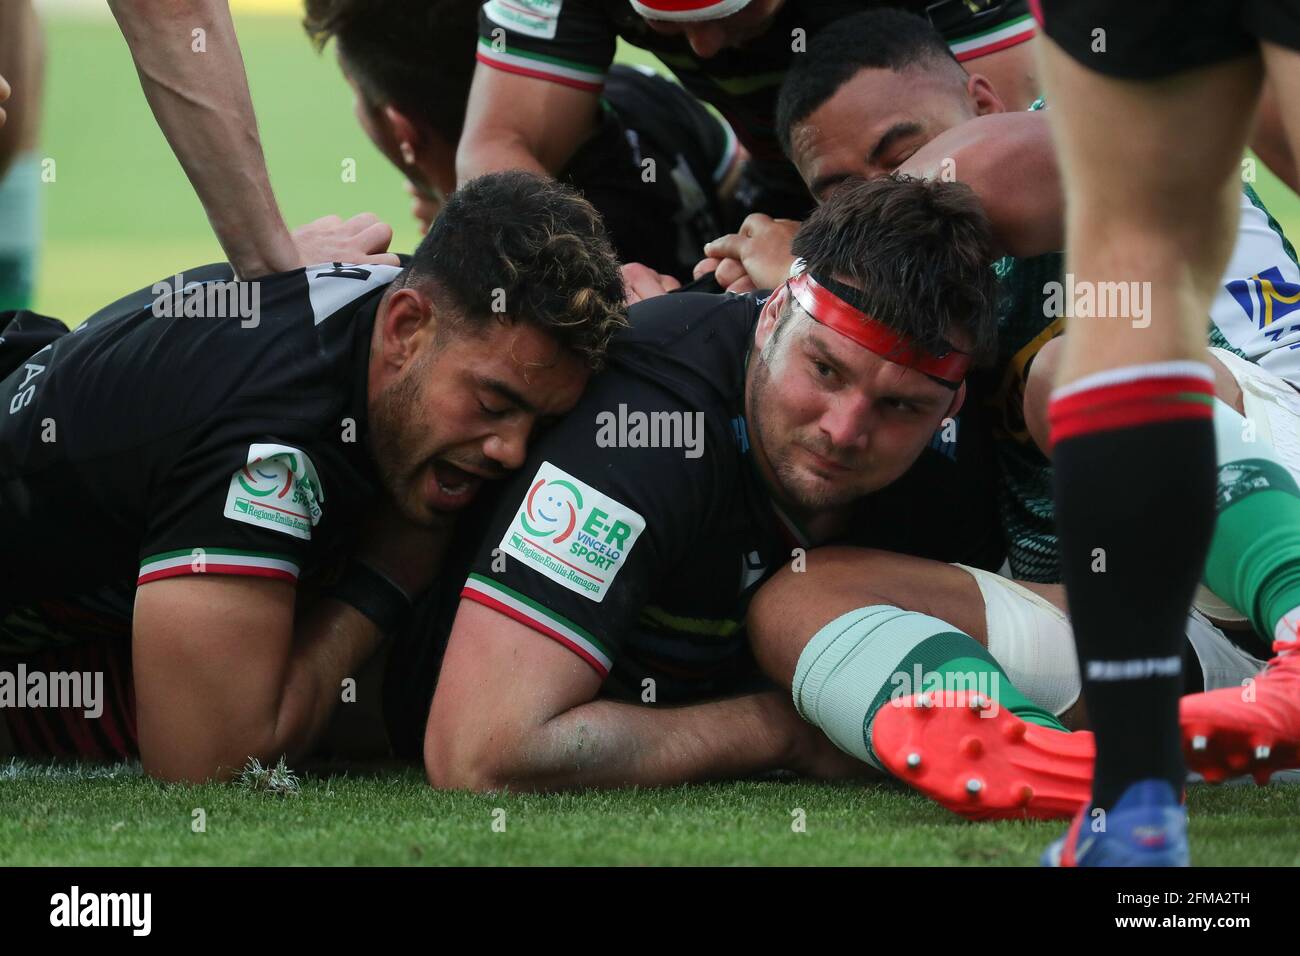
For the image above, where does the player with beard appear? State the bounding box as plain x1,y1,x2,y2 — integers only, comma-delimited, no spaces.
420,175,1011,791
0,172,625,783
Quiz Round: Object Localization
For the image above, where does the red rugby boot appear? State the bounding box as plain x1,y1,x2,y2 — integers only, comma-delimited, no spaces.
874,690,1095,821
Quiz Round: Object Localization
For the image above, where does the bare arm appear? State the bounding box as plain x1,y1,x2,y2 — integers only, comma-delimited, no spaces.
132,577,386,782
455,62,600,185
899,110,1064,259
108,1,398,278
424,601,823,792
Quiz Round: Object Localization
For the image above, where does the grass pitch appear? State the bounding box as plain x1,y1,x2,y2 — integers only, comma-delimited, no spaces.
2,759,1298,866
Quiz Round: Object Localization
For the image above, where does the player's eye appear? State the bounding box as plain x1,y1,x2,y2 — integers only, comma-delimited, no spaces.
883,397,919,413
478,398,509,418
811,359,835,380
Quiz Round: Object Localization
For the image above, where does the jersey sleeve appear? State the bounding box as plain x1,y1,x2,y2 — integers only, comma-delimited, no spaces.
459,374,721,679
136,437,330,588
476,0,615,93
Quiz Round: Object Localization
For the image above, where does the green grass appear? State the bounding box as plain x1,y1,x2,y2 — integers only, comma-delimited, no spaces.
2,759,1297,866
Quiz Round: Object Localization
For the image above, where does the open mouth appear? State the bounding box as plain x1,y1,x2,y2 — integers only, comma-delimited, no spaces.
426,459,485,510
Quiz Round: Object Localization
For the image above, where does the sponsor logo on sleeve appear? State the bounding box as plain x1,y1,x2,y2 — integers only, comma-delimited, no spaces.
222,443,324,540
500,461,645,603
484,0,563,39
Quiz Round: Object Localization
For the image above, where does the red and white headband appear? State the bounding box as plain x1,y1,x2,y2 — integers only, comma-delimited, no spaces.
772,263,972,386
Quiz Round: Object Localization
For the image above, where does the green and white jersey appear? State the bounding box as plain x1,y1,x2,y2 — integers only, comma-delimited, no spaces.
988,102,1300,581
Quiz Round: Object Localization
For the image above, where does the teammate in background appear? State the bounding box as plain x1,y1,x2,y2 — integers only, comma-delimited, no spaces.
421,176,1009,791
460,0,1041,224
1029,1,1300,866
0,0,42,312
302,0,743,283
0,173,625,783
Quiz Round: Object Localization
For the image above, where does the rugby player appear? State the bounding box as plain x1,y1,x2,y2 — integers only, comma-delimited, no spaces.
0,172,626,783
302,0,742,284
421,175,1011,791
1030,0,1300,865
459,0,1041,222
690,11,1300,825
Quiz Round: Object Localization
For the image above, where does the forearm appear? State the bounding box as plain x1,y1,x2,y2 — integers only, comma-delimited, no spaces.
272,599,386,760
484,691,800,792
109,0,296,278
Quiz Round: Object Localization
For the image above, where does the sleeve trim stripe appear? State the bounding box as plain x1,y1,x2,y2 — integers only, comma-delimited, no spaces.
475,48,605,92
138,551,300,585
950,15,1035,60
462,577,612,676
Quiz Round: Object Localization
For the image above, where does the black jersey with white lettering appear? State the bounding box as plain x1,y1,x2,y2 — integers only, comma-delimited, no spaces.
456,290,1003,702
477,0,1035,219
0,261,400,622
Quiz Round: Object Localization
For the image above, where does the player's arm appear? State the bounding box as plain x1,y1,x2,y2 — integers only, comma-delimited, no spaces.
455,59,601,184
455,0,611,184
424,601,833,792
133,576,383,782
107,0,397,278
898,110,1063,259
133,504,449,783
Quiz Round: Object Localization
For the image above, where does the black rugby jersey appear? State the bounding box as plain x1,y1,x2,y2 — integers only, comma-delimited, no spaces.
457,290,1003,701
0,261,400,616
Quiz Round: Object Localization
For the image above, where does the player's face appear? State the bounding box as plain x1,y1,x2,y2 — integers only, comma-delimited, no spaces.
340,55,455,220
369,294,590,525
641,0,785,58
792,67,983,202
746,297,963,515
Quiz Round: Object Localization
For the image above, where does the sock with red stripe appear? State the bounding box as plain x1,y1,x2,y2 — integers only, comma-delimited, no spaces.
1050,362,1217,810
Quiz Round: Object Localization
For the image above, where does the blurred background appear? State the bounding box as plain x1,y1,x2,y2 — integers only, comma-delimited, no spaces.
20,0,1300,323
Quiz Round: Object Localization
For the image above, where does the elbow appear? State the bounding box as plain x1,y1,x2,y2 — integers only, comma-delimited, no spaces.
423,720,518,793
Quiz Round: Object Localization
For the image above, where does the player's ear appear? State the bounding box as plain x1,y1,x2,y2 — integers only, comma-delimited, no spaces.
966,74,1005,116
945,380,967,419
377,287,434,369
753,285,788,352
383,105,422,166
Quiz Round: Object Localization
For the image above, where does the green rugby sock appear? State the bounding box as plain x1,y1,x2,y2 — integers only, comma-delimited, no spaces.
1203,399,1300,641
792,606,1065,770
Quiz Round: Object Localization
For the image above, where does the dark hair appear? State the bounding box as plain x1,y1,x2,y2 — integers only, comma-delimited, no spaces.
776,9,964,158
397,171,628,370
303,0,478,144
789,175,998,365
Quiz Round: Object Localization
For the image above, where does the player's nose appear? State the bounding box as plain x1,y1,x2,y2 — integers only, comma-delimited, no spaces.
483,423,529,473
685,24,726,58
818,396,871,451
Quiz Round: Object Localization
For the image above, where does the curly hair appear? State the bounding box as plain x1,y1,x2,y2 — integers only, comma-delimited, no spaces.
398,171,628,370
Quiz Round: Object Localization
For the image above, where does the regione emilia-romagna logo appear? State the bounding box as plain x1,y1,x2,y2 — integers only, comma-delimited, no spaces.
500,461,645,602
222,443,323,540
